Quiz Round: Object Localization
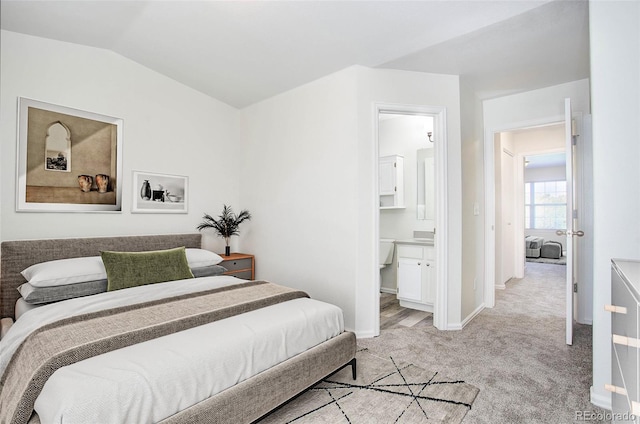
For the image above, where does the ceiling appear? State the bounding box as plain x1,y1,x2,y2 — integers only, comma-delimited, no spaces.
0,0,590,109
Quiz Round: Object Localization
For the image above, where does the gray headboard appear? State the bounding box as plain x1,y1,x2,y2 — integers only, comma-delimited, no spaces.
0,233,202,319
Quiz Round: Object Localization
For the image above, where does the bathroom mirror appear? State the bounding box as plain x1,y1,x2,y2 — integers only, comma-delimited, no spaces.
416,147,435,220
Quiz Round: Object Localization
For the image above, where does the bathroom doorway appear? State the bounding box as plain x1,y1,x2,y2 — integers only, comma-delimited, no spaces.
375,103,448,334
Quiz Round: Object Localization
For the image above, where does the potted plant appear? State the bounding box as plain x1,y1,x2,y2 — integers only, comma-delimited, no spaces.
197,205,251,256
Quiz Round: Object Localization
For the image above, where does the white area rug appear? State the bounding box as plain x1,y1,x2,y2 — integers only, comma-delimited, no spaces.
260,349,479,423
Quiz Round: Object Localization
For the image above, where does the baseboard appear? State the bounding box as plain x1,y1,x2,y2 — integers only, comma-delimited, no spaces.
458,304,485,330
590,386,611,411
380,287,396,294
446,304,485,331
495,283,506,290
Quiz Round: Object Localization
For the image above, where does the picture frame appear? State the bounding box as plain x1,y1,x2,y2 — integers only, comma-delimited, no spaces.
132,171,188,214
16,97,123,212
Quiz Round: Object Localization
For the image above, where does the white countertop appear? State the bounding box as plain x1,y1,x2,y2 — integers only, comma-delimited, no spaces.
394,239,434,246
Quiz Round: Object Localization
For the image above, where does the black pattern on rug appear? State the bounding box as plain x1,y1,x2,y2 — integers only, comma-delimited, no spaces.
259,348,479,424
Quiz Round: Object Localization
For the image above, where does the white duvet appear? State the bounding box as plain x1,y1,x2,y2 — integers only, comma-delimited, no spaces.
0,276,344,424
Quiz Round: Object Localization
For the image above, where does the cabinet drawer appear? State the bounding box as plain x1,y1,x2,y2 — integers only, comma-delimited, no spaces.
612,268,639,340
611,260,640,423
613,336,639,410
397,246,425,260
225,270,253,280
222,258,252,271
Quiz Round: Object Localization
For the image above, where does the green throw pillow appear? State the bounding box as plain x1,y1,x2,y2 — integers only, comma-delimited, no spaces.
101,246,194,292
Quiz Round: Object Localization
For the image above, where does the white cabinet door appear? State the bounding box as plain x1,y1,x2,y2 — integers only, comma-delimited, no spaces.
379,158,396,195
423,260,435,304
398,258,422,302
379,155,404,208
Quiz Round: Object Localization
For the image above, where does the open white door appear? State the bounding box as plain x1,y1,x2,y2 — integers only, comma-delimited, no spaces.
558,98,582,346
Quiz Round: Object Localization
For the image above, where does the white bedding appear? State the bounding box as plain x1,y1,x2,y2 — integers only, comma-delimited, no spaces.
0,276,344,423
14,297,39,320
1,275,247,372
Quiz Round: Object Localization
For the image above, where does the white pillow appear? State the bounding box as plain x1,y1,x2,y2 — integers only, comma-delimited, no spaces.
21,248,223,288
21,256,107,288
185,248,223,267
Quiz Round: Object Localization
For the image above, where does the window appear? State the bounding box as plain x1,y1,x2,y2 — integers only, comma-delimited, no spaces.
524,181,567,230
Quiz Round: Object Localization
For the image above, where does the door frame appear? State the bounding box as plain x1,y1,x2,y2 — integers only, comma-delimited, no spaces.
374,102,449,332
484,114,564,308
497,145,517,289
484,112,591,325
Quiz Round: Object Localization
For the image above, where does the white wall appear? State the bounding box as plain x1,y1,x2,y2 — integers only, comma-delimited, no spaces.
0,31,241,252
355,67,462,332
239,67,360,330
524,166,565,182
589,0,640,410
240,66,462,336
460,80,485,320
483,80,590,130
509,124,565,154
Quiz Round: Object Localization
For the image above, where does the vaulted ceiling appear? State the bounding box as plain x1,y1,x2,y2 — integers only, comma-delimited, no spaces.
1,0,590,109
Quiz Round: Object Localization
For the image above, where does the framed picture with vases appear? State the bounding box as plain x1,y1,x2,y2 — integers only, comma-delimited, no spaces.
132,171,188,214
16,97,123,212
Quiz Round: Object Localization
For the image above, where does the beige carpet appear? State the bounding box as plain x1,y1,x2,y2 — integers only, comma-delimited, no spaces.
260,262,608,423
360,262,608,423
260,349,479,423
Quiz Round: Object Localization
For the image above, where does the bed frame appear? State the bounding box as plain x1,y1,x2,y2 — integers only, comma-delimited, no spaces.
0,233,357,423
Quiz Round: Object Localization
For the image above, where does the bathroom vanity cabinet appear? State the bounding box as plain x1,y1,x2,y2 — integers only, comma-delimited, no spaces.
396,242,435,312
379,155,404,209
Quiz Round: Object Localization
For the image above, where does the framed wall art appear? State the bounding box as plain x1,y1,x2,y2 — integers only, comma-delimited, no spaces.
132,171,188,214
16,97,123,212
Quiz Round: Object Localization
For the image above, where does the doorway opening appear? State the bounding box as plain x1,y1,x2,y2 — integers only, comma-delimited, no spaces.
484,105,593,345
523,150,569,271
374,103,448,335
495,123,567,287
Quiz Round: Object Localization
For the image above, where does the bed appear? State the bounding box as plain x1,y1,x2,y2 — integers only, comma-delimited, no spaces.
0,233,357,424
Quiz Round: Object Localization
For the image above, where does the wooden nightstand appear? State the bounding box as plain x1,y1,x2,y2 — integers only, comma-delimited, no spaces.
218,253,254,280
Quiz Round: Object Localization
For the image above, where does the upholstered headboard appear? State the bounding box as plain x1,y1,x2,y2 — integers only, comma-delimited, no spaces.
0,233,202,319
